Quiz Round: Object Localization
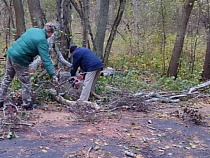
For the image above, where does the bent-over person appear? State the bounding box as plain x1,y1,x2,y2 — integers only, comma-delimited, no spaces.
69,45,103,101
0,22,58,110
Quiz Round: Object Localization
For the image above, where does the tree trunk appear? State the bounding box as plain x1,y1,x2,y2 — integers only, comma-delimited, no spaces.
28,0,45,28
81,0,89,47
103,0,127,67
93,0,109,59
202,29,210,80
70,0,96,50
13,0,26,39
3,0,15,29
167,0,195,78
133,0,140,36
160,0,166,75
56,0,71,58
202,0,210,80
2,0,15,48
70,0,89,47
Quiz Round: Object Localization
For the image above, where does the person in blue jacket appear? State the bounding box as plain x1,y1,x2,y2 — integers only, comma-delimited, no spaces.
0,22,58,110
69,45,103,101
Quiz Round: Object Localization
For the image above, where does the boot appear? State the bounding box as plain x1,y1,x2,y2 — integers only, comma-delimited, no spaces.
0,102,3,108
23,103,37,110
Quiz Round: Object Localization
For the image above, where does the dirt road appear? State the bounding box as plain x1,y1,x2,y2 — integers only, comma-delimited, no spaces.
0,99,210,158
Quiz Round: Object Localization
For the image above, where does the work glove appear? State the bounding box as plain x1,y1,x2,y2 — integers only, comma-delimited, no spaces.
75,72,84,80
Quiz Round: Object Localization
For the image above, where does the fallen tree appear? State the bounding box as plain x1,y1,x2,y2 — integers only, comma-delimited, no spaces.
188,80,210,94
48,88,100,112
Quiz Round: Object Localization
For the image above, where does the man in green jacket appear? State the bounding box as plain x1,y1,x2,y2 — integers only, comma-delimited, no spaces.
0,22,58,110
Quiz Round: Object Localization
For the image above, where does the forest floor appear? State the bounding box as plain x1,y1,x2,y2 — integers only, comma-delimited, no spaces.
0,95,210,158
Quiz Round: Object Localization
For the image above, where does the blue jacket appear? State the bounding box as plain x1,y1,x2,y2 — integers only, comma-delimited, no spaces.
71,47,103,76
7,28,55,78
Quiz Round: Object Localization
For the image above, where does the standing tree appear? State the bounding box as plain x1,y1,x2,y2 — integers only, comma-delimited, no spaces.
160,0,167,75
70,0,126,65
56,0,72,58
202,0,210,80
103,0,127,66
28,0,45,28
132,0,141,54
70,0,91,47
2,0,15,49
167,0,195,78
81,0,89,47
93,0,110,59
13,0,26,39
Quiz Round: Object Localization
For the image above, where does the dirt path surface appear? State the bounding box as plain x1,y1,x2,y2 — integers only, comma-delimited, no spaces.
0,99,210,158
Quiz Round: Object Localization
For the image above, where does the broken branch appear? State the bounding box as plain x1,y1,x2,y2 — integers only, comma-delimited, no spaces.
188,80,210,94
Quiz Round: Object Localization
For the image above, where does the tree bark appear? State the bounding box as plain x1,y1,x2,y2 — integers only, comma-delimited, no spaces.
13,0,25,39
56,0,71,58
160,0,166,75
93,0,109,59
49,89,100,112
81,0,89,47
28,0,45,28
103,0,127,67
133,0,140,36
167,0,195,78
202,30,210,80
70,0,96,50
202,0,210,80
2,0,15,48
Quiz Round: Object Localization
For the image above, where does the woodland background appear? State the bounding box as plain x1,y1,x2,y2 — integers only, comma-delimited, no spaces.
0,0,210,92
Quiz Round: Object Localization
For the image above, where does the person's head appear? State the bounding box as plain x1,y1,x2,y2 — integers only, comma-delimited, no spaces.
70,45,78,54
44,22,56,38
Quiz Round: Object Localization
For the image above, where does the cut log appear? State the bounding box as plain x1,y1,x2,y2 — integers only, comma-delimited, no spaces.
48,88,100,112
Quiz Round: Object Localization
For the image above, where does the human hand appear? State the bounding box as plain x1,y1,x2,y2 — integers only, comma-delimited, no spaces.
75,73,84,80
52,76,59,85
38,60,42,66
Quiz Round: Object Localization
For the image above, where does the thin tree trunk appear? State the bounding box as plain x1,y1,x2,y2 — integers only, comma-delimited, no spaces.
70,0,96,49
3,0,15,28
3,0,15,47
160,0,166,75
167,0,195,78
81,0,89,47
13,0,26,39
190,4,200,74
133,0,140,35
103,0,127,67
133,0,141,53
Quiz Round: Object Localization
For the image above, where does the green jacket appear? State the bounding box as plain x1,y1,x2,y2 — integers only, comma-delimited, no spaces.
6,28,55,78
